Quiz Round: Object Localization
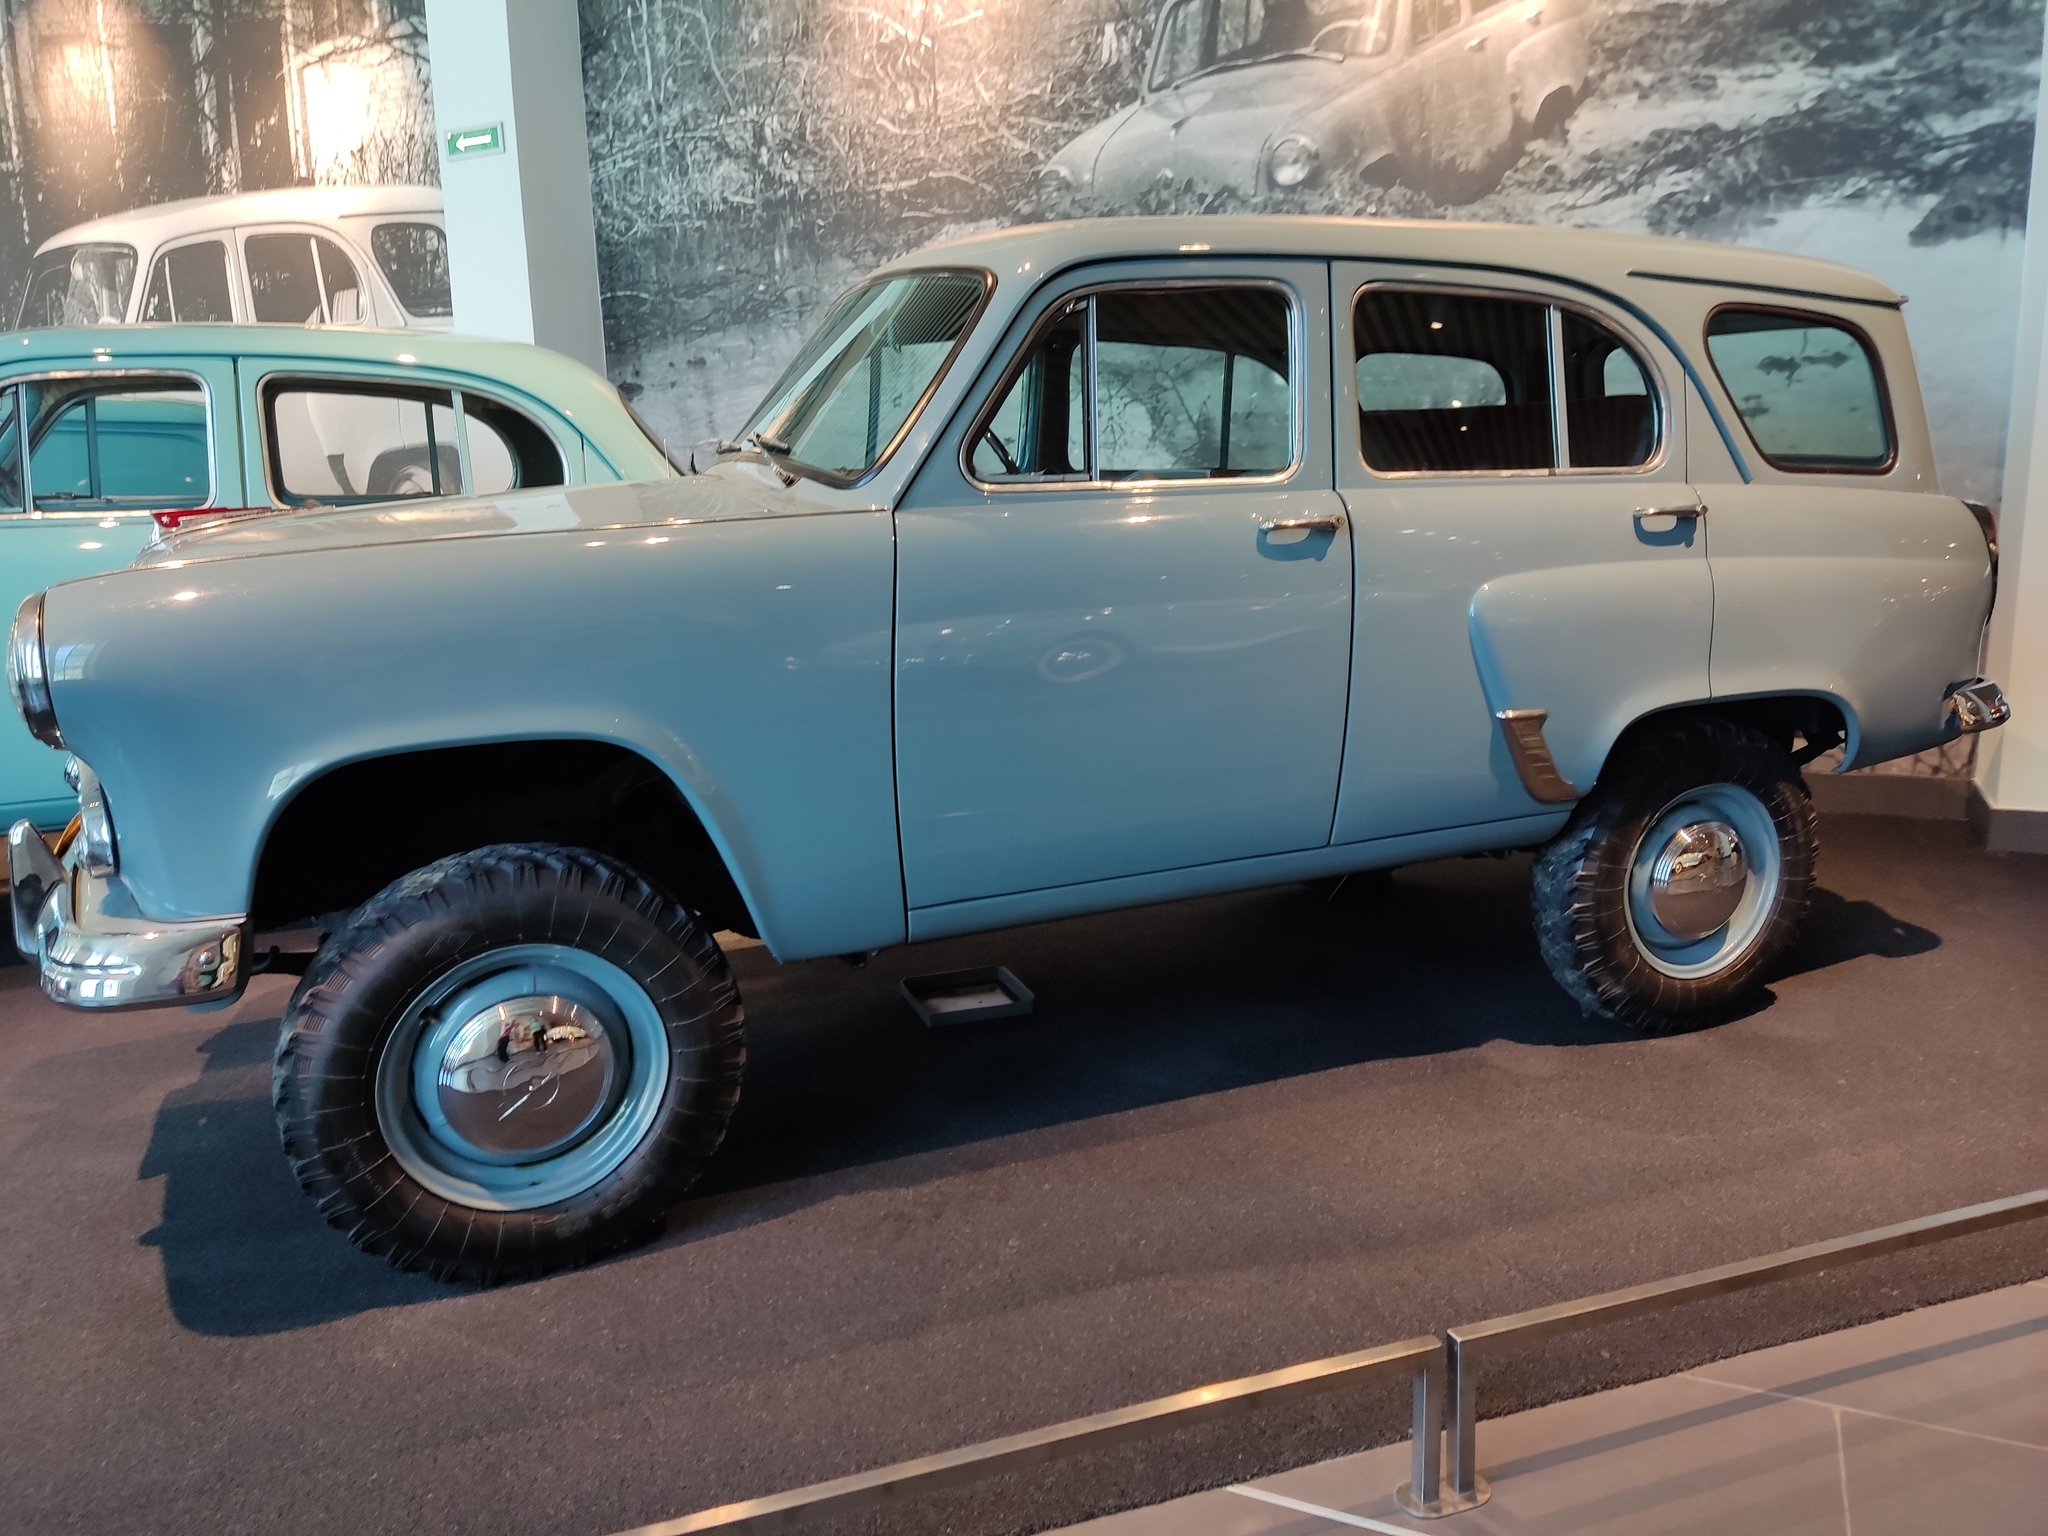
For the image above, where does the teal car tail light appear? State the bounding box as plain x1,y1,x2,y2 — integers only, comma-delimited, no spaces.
6,592,63,750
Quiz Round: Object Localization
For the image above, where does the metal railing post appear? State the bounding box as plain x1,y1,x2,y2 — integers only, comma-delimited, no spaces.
1409,1351,1442,1503
1447,1334,1481,1502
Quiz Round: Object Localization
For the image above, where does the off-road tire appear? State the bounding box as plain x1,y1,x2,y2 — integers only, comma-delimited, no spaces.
273,843,744,1283
1531,717,1817,1033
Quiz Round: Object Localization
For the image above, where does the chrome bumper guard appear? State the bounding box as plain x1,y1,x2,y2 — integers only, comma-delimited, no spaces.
8,819,246,1010
1947,677,2012,734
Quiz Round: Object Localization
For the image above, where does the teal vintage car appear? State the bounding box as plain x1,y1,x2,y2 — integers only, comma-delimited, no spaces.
0,325,675,828
8,218,2009,1282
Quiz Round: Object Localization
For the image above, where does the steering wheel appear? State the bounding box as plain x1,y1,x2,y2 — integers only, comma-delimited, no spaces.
980,426,1021,475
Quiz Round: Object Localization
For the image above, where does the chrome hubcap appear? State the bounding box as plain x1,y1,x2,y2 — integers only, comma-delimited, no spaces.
432,994,617,1160
1624,783,1782,980
1646,820,1747,941
374,944,671,1212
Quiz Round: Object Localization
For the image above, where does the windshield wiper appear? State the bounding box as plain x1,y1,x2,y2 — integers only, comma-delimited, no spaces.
745,431,808,486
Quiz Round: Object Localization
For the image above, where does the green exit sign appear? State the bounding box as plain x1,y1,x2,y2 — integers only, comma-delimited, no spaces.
445,123,504,158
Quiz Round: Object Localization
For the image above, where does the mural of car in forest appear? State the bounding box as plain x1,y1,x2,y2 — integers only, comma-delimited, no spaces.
16,185,451,331
0,323,676,830
1043,0,1589,207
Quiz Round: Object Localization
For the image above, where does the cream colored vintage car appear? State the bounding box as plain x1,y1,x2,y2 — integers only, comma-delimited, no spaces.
16,185,450,332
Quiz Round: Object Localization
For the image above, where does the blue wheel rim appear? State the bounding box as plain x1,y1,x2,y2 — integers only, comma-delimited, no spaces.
374,943,671,1212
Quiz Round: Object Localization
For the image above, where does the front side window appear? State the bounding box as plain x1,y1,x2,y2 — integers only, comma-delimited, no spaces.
1705,308,1891,471
1355,288,1658,473
372,222,453,318
140,241,235,323
972,283,1296,485
3,378,210,511
267,383,460,505
246,233,368,325
741,270,988,483
17,243,137,328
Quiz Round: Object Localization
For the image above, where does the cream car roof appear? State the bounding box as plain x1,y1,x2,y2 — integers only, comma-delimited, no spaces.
34,186,443,256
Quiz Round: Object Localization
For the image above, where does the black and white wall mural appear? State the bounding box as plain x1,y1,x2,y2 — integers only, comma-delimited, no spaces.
584,0,2044,516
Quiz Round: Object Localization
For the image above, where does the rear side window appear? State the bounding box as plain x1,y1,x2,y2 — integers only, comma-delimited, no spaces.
1356,290,1553,472
264,380,563,505
1355,288,1659,474
1705,308,1891,471
246,233,368,325
140,241,235,323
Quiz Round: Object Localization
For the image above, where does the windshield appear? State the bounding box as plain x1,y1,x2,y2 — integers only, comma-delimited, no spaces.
1150,0,1394,91
17,242,138,328
739,270,988,482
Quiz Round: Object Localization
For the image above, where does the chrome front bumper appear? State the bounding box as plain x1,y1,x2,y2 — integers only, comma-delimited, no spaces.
1947,677,2013,735
8,820,246,1010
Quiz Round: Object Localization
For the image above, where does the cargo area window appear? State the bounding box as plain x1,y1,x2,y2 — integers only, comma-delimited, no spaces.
0,377,210,514
1354,288,1658,474
1705,307,1892,472
371,223,453,319
264,379,564,507
970,283,1297,485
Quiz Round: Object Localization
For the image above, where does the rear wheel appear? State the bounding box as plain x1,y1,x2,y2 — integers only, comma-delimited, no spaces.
1531,718,1816,1032
273,843,743,1282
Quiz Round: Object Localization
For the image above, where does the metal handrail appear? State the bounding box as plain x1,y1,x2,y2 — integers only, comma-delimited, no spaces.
1440,1186,2048,1504
616,1334,1445,1534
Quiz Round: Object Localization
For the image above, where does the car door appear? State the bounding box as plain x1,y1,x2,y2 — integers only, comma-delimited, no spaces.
894,259,1353,912
1408,0,1514,183
0,360,240,826
1330,263,1712,842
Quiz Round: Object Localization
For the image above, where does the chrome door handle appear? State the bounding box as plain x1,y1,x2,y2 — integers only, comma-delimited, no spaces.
1465,34,1487,50
1634,502,1706,520
1259,514,1345,533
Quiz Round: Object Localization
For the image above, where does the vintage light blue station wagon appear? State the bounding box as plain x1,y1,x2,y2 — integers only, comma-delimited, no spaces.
7,217,2010,1281
0,325,676,829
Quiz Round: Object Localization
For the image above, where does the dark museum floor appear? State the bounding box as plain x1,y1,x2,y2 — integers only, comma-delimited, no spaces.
1,813,2043,1536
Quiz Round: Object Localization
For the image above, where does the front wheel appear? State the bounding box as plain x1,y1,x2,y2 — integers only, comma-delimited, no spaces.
273,844,744,1282
1531,718,1816,1033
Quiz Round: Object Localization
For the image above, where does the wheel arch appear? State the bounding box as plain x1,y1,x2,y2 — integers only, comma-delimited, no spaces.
1595,693,1855,791
248,737,760,940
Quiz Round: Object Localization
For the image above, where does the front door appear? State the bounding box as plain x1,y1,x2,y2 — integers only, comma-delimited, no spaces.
895,261,1353,910
1330,263,1714,842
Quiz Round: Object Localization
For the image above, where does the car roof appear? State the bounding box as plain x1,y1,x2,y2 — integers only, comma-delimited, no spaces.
0,324,637,439
33,186,442,255
875,215,1903,307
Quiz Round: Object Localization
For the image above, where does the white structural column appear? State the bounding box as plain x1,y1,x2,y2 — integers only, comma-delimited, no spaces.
422,0,608,376
1976,6,2048,852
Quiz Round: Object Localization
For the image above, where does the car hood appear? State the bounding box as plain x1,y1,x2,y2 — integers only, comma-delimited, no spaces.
133,461,846,568
1089,56,1355,197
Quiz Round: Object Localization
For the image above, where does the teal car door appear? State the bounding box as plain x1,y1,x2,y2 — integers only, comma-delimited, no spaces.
0,359,239,827
894,261,1354,912
1329,265,1713,840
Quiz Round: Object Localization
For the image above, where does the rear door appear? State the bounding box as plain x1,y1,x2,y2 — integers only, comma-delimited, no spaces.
1330,262,1711,840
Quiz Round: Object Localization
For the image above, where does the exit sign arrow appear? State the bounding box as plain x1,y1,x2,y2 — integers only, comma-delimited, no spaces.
446,123,504,158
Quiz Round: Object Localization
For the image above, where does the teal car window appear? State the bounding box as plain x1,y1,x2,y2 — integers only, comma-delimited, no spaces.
247,234,367,325
372,223,454,318
140,242,235,323
461,393,566,494
742,270,988,484
15,379,210,512
1561,310,1656,469
267,382,460,505
0,387,20,511
1356,288,1553,472
17,242,136,327
1705,308,1892,472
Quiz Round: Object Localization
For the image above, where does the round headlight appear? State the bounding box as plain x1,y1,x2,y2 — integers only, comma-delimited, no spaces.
6,592,63,749
1269,135,1320,189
